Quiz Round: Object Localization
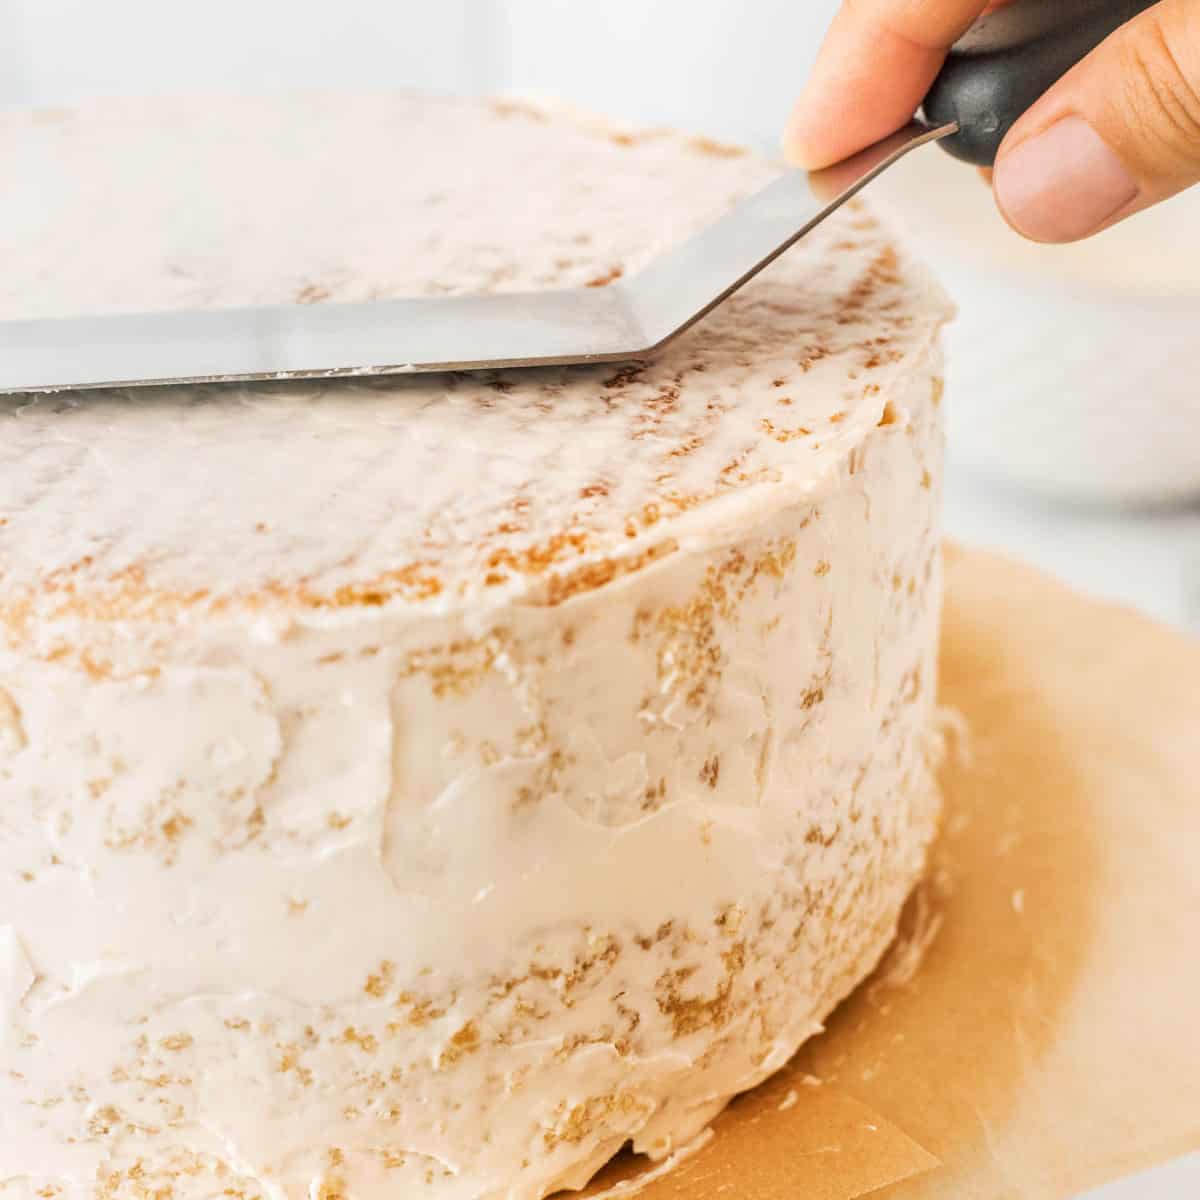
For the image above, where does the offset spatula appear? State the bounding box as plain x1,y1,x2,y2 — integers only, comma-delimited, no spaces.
0,0,1154,396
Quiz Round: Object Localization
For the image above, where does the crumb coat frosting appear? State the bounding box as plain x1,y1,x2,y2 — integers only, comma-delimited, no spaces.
0,92,951,1199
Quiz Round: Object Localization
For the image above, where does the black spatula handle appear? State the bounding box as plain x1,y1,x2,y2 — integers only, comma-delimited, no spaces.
924,0,1159,166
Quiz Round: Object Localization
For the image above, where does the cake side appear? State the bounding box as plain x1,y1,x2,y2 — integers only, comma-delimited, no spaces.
0,354,944,1200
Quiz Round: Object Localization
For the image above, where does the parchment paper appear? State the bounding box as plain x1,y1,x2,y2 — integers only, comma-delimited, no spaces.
583,545,1200,1199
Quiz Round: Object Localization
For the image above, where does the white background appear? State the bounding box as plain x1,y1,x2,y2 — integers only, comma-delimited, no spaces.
3,2,1198,1194
0,0,814,150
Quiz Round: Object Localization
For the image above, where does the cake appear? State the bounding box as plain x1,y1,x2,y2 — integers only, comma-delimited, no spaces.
0,93,951,1199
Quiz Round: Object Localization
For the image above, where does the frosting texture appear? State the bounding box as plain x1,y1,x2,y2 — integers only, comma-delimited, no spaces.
0,92,950,1199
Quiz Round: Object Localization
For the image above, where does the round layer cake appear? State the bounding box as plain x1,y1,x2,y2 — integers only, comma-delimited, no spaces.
0,93,950,1199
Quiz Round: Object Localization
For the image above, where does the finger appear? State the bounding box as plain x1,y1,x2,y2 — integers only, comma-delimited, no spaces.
784,0,993,168
993,0,1200,242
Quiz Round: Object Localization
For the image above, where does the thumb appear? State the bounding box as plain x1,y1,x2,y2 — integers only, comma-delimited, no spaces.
993,0,1200,242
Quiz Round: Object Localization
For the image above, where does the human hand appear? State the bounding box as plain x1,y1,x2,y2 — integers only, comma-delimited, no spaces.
785,0,1200,243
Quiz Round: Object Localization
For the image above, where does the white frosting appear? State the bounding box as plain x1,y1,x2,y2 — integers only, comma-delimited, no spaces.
0,93,950,1199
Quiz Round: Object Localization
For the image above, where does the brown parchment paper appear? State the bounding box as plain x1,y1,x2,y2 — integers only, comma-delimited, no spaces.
584,545,1200,1200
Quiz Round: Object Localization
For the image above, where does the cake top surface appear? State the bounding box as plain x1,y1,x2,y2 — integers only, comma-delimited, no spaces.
0,91,949,628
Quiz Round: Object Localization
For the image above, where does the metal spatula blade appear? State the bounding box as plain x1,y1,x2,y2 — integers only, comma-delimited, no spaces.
0,0,1153,397
0,122,951,398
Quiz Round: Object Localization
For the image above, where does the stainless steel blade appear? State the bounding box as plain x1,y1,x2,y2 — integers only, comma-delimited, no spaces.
0,121,956,397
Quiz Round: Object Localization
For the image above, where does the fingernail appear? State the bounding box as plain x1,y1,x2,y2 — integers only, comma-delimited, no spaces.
782,108,812,167
783,90,827,169
994,116,1139,242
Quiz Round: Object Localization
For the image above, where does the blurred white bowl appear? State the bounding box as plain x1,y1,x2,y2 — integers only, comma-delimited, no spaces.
874,148,1200,507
